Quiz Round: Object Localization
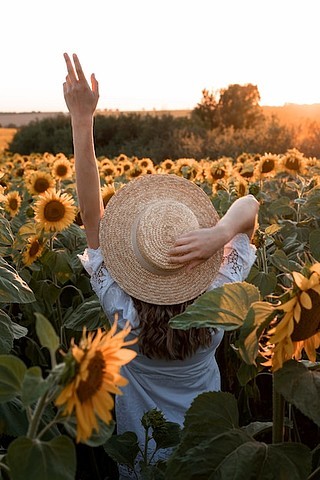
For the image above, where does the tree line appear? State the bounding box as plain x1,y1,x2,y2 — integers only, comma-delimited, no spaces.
7,84,320,162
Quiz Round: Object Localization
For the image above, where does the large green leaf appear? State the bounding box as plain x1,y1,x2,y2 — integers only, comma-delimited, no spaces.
166,391,311,479
104,431,140,469
0,355,26,403
169,282,260,331
274,360,320,427
0,257,35,303
63,296,107,331
175,391,239,456
7,436,76,480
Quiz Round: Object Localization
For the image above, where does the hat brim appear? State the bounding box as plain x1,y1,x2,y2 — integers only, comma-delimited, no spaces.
99,174,223,305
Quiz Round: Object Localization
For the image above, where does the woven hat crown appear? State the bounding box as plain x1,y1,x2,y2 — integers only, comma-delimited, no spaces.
132,199,199,275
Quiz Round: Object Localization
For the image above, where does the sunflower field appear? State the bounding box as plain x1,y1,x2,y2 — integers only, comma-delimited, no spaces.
1,148,320,479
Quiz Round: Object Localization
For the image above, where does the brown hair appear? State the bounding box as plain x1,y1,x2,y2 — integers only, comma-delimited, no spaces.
132,297,212,360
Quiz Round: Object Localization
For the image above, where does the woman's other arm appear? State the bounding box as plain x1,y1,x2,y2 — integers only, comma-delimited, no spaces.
169,194,259,270
63,53,104,249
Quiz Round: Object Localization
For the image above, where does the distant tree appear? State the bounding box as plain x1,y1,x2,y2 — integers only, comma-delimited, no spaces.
298,121,320,158
218,84,264,129
191,88,220,129
191,84,265,131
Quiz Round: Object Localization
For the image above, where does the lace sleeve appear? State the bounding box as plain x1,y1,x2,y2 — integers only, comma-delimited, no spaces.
78,248,139,330
209,233,256,290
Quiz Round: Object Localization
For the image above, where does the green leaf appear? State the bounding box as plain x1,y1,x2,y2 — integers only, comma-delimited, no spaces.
35,312,59,356
63,296,107,331
153,422,182,450
0,310,14,354
167,430,252,478
210,440,311,480
21,366,50,406
238,301,276,365
242,421,273,438
309,229,320,261
0,257,35,303
10,321,28,340
169,282,260,331
247,267,278,298
104,431,140,469
0,355,26,403
274,360,320,427
0,397,28,437
269,248,291,272
41,250,73,284
7,435,76,480
177,392,239,455
0,216,14,246
0,310,28,354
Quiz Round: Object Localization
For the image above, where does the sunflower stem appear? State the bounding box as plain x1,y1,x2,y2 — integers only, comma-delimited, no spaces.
272,377,285,443
27,391,49,439
308,465,320,480
0,462,10,474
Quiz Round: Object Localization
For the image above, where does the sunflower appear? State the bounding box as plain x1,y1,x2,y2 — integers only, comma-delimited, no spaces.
26,171,56,195
51,155,73,180
255,153,280,179
33,189,76,232
266,263,320,371
22,235,45,266
138,157,154,170
174,158,201,181
55,321,137,443
204,158,233,184
101,183,116,207
159,159,175,173
281,148,307,176
4,191,22,217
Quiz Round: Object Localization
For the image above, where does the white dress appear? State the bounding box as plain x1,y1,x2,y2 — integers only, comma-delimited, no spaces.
79,233,256,479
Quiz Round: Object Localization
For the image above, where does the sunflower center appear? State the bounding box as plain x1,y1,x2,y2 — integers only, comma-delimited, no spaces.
44,200,66,221
285,158,300,171
29,240,40,257
291,289,320,341
261,159,275,173
34,178,50,193
212,168,225,180
56,165,68,177
77,351,105,403
9,198,18,210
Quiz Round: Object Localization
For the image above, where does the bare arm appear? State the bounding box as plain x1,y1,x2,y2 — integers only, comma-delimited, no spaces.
169,194,259,270
63,53,104,248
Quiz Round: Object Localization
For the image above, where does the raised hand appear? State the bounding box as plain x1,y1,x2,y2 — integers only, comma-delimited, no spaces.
63,53,99,118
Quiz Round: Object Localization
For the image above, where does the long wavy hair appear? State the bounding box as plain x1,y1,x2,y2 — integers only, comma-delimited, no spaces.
132,297,212,360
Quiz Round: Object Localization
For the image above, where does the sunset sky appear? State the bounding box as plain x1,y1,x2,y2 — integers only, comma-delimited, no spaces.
2,0,320,113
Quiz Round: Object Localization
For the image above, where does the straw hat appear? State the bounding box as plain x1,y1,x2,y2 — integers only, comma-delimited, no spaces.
99,174,223,305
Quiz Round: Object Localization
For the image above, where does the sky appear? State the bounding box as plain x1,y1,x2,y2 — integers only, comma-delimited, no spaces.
2,0,320,113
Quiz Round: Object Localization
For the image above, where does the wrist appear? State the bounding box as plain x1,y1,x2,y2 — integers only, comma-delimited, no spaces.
71,115,94,129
